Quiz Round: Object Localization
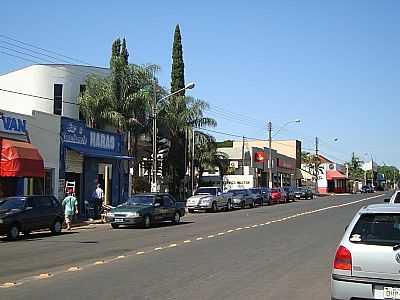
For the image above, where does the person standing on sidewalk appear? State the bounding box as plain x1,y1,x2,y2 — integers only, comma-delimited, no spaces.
62,189,78,230
92,184,104,219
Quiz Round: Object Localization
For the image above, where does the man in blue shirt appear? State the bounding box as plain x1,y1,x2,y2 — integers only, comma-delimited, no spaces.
62,189,78,230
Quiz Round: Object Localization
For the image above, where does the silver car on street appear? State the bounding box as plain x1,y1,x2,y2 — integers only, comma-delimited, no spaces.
331,204,400,300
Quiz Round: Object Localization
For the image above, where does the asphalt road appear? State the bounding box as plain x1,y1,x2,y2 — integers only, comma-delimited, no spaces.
0,192,387,299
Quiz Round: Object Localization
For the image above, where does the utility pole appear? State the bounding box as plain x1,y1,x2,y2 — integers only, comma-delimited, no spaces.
191,128,195,195
315,136,319,194
242,136,245,175
184,128,187,197
268,121,273,188
151,78,157,193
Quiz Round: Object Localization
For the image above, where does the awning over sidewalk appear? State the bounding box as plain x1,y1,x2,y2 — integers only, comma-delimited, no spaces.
326,170,347,180
65,144,132,160
0,138,45,177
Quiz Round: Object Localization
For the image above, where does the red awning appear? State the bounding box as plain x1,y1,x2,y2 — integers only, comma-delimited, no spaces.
0,139,45,177
326,170,347,180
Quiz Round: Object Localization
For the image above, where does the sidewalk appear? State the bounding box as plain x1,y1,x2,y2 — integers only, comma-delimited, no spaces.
70,219,106,228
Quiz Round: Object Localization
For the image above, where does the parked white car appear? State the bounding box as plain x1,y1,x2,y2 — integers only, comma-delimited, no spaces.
186,187,232,213
331,204,400,299
387,190,400,203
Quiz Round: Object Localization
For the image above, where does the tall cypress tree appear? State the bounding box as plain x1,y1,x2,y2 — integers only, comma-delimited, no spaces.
121,38,129,65
171,24,185,96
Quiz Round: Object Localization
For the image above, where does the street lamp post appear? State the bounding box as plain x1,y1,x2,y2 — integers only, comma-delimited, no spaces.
267,119,301,189
151,82,195,193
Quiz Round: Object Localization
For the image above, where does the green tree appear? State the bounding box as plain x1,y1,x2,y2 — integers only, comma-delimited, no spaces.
171,24,185,96
347,152,365,181
79,74,111,129
378,165,399,186
193,133,229,184
158,96,216,196
80,38,159,191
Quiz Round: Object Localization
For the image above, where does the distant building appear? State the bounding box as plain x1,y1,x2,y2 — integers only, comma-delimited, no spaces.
210,140,297,190
301,154,348,193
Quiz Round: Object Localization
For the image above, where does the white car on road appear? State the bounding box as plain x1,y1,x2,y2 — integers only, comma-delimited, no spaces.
331,204,400,300
186,187,232,213
387,190,400,203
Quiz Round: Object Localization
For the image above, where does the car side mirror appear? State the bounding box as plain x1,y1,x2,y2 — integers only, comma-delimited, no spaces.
154,203,161,207
384,198,390,203
217,192,221,196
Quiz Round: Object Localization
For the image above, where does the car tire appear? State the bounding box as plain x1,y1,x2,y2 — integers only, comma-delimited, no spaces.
250,201,255,208
143,215,152,228
211,202,218,213
50,219,63,234
7,223,20,241
226,200,232,211
172,212,181,225
268,198,272,206
241,201,246,209
111,223,119,229
188,209,194,214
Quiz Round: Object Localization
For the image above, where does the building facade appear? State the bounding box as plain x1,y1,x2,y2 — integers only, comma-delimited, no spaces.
0,109,60,197
214,141,297,190
0,64,109,119
0,64,130,209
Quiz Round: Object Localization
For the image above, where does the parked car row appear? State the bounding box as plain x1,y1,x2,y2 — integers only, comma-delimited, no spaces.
0,186,315,240
186,186,315,213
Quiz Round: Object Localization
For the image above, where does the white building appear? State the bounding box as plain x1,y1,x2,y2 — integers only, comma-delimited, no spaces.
301,155,348,193
0,64,112,201
0,64,109,119
0,109,60,197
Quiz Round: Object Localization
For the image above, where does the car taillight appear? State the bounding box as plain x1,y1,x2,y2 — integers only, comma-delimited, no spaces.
334,245,352,271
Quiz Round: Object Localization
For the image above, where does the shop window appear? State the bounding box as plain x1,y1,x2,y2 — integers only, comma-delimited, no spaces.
44,169,54,195
27,178,44,195
53,84,63,115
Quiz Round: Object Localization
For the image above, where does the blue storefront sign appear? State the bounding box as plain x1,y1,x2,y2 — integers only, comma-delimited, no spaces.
60,117,130,208
0,113,27,135
61,117,123,156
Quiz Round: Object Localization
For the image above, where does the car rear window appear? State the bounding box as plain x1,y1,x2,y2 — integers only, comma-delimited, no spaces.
350,213,400,246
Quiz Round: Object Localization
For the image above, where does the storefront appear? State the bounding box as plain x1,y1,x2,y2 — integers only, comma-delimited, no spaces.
0,111,45,197
59,117,130,215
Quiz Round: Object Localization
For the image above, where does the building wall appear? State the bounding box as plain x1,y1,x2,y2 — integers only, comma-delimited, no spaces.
0,64,109,119
0,109,60,197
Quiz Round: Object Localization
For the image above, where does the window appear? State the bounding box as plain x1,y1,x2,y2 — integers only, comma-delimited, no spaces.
44,169,54,195
35,197,53,209
53,84,63,115
154,197,164,207
163,196,174,207
350,213,400,246
79,85,86,121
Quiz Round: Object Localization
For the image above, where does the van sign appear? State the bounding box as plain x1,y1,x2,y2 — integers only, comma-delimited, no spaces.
0,114,27,135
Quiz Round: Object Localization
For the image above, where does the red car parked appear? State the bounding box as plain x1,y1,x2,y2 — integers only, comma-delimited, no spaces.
270,188,287,204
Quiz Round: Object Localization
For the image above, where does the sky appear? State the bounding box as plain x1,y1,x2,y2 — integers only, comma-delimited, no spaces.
1,0,399,166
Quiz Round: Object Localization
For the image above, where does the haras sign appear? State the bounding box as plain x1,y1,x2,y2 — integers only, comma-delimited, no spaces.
0,114,27,135
61,117,122,154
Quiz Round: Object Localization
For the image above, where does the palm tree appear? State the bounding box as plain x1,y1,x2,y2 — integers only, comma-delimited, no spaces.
79,74,112,129
158,95,217,196
193,131,229,187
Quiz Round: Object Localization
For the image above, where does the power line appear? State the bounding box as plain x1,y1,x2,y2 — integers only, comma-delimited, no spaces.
0,40,73,65
0,34,91,65
0,88,80,106
0,45,100,82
